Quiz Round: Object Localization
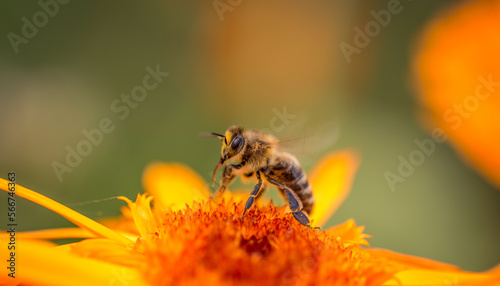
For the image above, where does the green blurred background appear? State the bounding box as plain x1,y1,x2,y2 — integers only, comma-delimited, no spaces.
1,0,499,272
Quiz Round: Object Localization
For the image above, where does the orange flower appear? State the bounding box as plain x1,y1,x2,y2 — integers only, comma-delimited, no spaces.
413,0,500,188
1,150,499,285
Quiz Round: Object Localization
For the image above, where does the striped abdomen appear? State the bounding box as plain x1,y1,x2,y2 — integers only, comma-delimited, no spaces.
266,153,314,214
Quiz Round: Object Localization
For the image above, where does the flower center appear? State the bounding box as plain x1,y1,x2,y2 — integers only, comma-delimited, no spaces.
139,199,396,285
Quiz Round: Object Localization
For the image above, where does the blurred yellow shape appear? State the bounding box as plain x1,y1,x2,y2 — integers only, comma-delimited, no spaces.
309,150,359,227
142,162,210,210
414,0,500,188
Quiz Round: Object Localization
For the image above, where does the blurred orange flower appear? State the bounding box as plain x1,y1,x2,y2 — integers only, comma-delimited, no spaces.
1,151,499,285
413,0,500,188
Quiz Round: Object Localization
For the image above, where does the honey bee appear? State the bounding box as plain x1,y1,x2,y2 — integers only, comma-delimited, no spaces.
205,126,314,228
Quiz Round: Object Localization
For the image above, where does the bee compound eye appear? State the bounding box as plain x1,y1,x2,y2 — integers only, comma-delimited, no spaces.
232,136,244,150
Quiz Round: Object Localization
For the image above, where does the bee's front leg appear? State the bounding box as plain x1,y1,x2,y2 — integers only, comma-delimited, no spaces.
212,165,236,200
231,158,246,170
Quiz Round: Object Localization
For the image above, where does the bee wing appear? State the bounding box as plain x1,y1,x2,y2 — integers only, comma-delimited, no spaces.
276,119,341,165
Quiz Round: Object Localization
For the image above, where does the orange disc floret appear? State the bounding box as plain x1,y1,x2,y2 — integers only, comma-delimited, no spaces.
142,199,398,286
413,0,500,188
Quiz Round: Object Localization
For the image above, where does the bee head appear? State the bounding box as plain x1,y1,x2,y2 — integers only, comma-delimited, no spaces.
220,126,245,159
207,126,246,186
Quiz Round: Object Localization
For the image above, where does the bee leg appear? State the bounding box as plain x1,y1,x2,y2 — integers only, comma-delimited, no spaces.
212,165,235,200
244,172,267,201
292,211,314,228
264,176,313,228
230,159,246,170
241,171,264,219
254,184,267,201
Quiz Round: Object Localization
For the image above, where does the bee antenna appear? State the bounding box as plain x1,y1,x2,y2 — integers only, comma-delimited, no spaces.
199,132,225,140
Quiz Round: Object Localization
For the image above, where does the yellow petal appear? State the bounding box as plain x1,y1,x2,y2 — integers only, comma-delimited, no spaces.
368,249,460,272
14,227,95,239
308,150,360,227
71,238,146,269
374,250,500,285
326,219,371,247
118,194,159,239
0,238,148,286
5,227,139,242
0,178,132,246
383,269,500,285
142,162,210,210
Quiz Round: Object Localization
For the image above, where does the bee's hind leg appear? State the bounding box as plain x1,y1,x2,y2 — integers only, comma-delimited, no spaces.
241,171,265,219
286,193,313,228
292,211,311,227
264,176,315,229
